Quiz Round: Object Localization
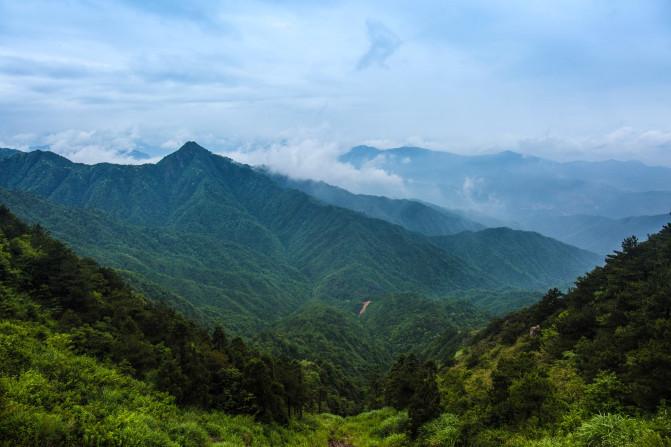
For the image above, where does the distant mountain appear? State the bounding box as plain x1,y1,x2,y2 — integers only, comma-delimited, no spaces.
270,173,484,236
340,146,671,219
430,227,601,290
521,213,671,255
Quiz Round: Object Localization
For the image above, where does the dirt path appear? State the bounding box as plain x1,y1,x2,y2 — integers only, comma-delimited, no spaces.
358,300,372,316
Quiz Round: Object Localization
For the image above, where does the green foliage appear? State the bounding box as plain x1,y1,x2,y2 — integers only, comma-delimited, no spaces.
0,206,307,424
575,414,659,447
419,413,460,447
256,301,390,414
429,223,671,444
445,288,544,317
430,227,600,290
383,355,441,437
360,293,487,362
0,144,506,337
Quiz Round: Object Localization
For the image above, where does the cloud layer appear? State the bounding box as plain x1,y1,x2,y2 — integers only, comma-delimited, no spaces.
1,0,671,167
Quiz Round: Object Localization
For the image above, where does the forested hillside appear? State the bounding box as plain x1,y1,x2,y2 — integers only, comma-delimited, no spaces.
0,206,408,445
431,227,600,290
410,220,671,445
271,173,484,236
0,144,599,335
0,144,499,333
2,189,670,446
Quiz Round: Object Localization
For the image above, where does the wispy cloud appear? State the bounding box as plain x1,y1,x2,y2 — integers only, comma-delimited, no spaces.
0,129,161,165
219,138,409,197
357,20,401,70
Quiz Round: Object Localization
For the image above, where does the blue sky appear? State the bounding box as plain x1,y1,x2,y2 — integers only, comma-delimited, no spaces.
1,0,671,176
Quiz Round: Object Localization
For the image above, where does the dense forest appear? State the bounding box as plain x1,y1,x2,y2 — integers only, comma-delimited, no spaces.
2,202,671,445
0,143,598,336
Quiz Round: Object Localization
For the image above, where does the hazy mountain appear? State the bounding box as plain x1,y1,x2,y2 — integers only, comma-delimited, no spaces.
270,173,484,236
521,213,670,255
340,145,671,219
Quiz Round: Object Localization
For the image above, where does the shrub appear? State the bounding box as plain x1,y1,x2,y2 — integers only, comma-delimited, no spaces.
419,412,460,447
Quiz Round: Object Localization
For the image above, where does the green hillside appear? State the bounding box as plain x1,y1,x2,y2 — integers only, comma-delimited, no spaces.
0,205,416,445
414,223,671,445
431,227,601,290
359,293,487,360
2,188,671,445
0,144,501,333
0,145,600,335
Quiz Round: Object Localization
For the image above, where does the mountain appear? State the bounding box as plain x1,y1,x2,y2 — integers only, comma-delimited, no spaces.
340,145,671,220
0,143,501,333
0,147,20,160
426,221,671,444
373,220,671,445
0,206,312,428
270,173,484,236
521,213,671,255
1,206,421,445
430,227,601,290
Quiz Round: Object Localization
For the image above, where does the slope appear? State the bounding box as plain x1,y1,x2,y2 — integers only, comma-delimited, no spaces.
0,206,318,425
430,227,601,290
270,173,484,236
429,222,671,444
359,293,487,360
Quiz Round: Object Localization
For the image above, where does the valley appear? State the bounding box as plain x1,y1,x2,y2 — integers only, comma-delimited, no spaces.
3,3,670,445
0,144,669,446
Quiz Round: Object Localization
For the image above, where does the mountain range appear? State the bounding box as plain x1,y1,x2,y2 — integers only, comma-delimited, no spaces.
0,143,598,334
340,145,671,253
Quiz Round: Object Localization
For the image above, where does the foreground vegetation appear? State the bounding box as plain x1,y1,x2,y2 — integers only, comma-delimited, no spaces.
2,202,671,445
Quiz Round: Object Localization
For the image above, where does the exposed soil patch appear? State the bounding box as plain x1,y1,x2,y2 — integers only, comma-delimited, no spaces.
358,300,372,316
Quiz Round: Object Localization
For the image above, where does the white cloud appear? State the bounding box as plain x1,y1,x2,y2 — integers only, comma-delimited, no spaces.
0,129,162,165
515,127,671,166
219,138,409,197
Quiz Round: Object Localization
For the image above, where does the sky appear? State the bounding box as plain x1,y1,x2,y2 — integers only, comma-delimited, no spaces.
2,0,671,187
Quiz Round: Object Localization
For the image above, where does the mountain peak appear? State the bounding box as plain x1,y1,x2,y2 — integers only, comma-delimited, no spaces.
176,141,210,155
159,141,213,165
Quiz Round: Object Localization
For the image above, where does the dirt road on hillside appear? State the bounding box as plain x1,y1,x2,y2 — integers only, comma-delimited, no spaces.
358,300,372,316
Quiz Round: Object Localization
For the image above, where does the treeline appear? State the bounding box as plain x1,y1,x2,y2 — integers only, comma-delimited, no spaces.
0,205,323,424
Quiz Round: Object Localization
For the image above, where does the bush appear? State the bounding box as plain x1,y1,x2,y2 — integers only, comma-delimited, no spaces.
575,414,657,447
420,412,460,447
